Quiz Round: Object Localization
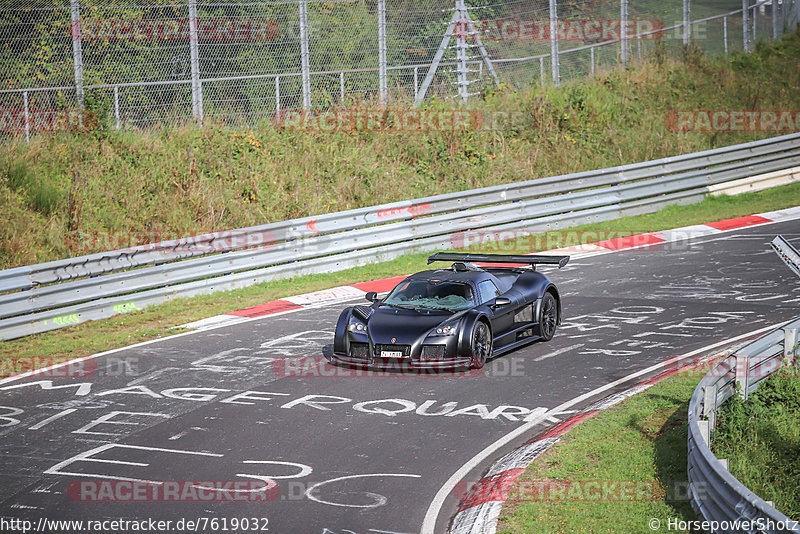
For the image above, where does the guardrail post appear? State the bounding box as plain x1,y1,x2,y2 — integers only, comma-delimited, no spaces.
697,420,710,445
785,327,799,364
702,383,717,429
735,353,749,399
743,0,751,53
549,0,559,85
23,91,30,143
298,0,311,110
188,0,202,125
70,0,85,110
683,0,691,46
378,0,387,104
620,0,628,67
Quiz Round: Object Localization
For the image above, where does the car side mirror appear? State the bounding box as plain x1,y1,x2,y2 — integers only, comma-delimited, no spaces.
365,291,378,302
493,297,511,307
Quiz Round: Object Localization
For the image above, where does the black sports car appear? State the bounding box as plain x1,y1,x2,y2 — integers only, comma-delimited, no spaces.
331,252,569,369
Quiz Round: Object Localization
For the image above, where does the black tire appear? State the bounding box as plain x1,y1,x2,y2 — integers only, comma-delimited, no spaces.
469,321,492,369
539,292,558,341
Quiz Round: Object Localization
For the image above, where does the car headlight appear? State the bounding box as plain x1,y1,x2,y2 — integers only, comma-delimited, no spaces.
348,316,367,333
431,322,458,336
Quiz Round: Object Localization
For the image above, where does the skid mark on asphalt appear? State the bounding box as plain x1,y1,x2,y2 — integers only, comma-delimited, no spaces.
532,343,584,361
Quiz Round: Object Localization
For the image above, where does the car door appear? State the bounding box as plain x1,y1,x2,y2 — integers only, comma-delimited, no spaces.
476,279,515,347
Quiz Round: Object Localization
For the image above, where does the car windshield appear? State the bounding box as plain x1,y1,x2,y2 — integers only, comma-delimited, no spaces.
382,279,475,312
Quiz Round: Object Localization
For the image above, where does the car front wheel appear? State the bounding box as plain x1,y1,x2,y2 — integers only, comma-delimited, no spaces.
469,321,492,369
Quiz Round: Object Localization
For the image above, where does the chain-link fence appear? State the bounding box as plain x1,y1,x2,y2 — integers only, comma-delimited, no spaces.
1,0,798,135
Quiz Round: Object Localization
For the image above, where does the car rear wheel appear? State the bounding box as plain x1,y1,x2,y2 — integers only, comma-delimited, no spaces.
469,321,492,369
539,292,558,341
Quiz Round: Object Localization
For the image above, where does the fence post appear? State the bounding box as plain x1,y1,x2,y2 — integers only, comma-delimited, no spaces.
275,76,280,115
70,0,84,110
723,15,728,53
783,0,788,31
549,0,559,85
197,80,204,126
298,0,311,110
793,0,799,32
188,0,202,125
378,0,387,104
683,0,691,46
590,46,595,76
340,71,345,104
620,0,628,67
23,91,30,143
413,66,418,101
455,0,469,103
753,3,757,42
539,56,544,83
773,0,780,39
414,9,459,106
114,85,120,130
743,0,751,52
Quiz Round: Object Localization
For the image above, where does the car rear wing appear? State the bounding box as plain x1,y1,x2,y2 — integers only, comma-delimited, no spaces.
427,252,570,269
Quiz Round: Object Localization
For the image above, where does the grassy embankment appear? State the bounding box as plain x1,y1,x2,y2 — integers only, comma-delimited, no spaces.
1,31,800,373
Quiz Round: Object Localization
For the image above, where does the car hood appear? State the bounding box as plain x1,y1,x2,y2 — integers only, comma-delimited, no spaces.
367,306,465,344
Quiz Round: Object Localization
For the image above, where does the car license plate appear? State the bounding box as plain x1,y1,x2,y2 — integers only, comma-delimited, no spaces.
381,350,404,358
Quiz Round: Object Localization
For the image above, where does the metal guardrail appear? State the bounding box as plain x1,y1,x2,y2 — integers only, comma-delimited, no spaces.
771,235,800,278
1,132,800,341
688,316,800,533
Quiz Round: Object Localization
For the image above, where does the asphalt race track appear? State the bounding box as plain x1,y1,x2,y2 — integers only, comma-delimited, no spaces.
1,220,799,534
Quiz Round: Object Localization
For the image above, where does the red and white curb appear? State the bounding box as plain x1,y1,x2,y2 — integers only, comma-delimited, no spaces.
179,207,800,331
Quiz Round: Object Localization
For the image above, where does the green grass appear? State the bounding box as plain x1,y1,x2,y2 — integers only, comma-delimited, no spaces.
712,364,800,518
496,369,705,534
2,30,800,268
1,180,799,378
